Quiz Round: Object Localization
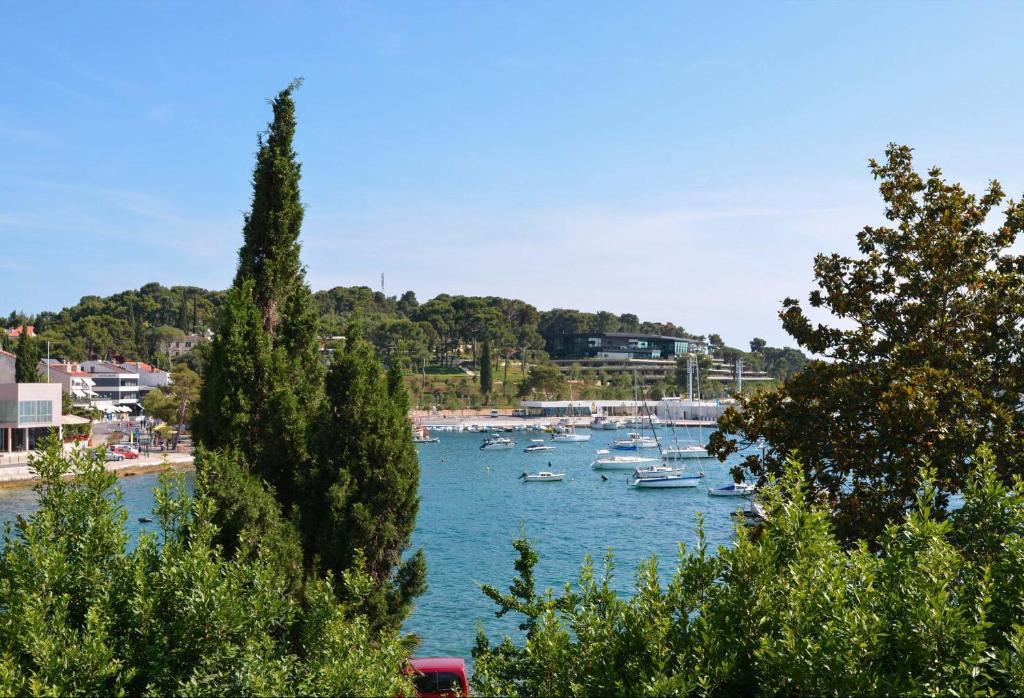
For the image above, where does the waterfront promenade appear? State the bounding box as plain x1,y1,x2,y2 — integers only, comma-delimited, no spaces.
0,451,194,487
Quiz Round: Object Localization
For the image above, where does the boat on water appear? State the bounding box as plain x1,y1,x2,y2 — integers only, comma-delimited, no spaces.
552,430,591,442
662,443,707,459
624,415,660,428
591,451,659,470
524,439,555,453
412,427,440,444
519,471,565,482
480,435,515,450
630,472,704,488
611,432,659,450
708,482,757,497
590,415,622,430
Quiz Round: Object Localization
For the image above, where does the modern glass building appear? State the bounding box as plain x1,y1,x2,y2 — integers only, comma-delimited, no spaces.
544,332,709,360
0,382,64,452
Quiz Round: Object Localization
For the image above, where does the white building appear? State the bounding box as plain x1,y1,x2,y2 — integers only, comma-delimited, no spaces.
167,333,208,358
37,360,99,408
80,361,140,413
0,382,67,452
119,361,170,399
519,398,733,421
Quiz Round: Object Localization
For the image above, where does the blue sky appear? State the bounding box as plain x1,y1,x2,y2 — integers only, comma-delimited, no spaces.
2,1,1022,347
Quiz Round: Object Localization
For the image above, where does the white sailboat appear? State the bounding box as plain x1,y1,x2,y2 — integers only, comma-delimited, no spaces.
591,450,659,470
480,434,515,450
520,471,565,482
552,384,591,442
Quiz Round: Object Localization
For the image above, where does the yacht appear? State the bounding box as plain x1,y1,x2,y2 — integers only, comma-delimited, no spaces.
611,433,659,450
480,434,515,450
708,482,757,497
552,430,591,442
662,443,707,459
590,415,622,430
591,451,659,470
524,439,555,453
630,471,703,489
519,471,565,482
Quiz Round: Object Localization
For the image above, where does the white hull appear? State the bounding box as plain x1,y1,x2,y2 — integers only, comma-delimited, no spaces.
631,476,701,488
413,437,440,444
481,443,515,450
524,446,555,453
552,433,591,442
592,456,659,470
708,484,756,497
521,472,565,482
662,447,707,459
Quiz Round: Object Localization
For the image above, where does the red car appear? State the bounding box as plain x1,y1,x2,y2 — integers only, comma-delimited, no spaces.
111,445,139,459
408,657,469,697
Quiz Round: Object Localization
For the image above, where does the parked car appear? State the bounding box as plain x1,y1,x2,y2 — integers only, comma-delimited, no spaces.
111,445,139,459
103,450,125,462
408,657,469,698
490,410,500,418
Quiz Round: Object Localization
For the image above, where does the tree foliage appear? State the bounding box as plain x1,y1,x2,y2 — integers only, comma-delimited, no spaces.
709,144,1024,542
195,80,324,504
0,433,411,696
14,327,39,382
306,337,427,633
473,450,1024,696
480,339,493,397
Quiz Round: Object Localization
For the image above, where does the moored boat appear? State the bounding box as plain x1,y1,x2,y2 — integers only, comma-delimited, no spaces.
480,435,515,450
630,473,703,488
611,432,659,450
519,471,565,482
524,439,555,453
662,443,707,459
708,482,756,497
591,451,659,470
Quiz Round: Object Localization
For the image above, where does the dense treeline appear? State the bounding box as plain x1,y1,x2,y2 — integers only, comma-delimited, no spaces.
7,283,806,386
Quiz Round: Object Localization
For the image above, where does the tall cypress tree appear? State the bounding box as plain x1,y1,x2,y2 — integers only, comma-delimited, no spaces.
480,339,493,399
195,80,323,504
308,335,426,633
15,328,39,383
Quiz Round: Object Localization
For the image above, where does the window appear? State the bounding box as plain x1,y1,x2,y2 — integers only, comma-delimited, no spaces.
0,401,15,423
413,672,463,694
18,400,53,425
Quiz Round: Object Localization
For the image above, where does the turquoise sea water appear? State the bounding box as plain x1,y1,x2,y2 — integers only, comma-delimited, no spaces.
0,428,750,660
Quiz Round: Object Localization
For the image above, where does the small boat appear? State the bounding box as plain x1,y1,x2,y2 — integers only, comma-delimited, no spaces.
591,454,659,470
552,431,591,442
662,443,707,459
480,435,515,450
412,427,440,444
520,471,565,482
590,415,622,430
708,482,757,497
524,439,555,453
611,433,659,450
630,473,703,488
138,516,153,523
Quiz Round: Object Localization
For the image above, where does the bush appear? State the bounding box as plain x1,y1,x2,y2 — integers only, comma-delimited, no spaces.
0,432,412,696
473,448,1024,696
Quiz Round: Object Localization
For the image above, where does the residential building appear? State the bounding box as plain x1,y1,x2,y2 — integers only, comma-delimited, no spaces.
5,325,35,338
119,361,170,399
167,333,208,358
79,361,141,413
0,382,65,452
37,360,100,408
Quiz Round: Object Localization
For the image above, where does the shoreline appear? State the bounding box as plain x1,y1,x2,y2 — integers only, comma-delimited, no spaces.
0,453,196,489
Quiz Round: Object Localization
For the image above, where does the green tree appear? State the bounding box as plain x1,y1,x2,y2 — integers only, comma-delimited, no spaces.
749,337,766,354
195,80,324,504
0,432,412,696
307,337,427,633
480,339,493,398
14,327,39,382
709,144,1024,543
517,363,567,399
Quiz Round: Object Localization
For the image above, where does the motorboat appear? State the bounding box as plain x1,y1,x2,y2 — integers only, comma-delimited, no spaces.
590,415,622,430
524,439,555,453
412,427,440,444
624,415,660,428
480,435,515,450
630,471,703,488
591,452,659,470
708,482,757,497
611,433,659,450
519,471,565,482
552,431,591,442
662,443,707,459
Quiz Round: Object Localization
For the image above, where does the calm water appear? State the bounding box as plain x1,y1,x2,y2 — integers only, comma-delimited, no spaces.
0,428,750,659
